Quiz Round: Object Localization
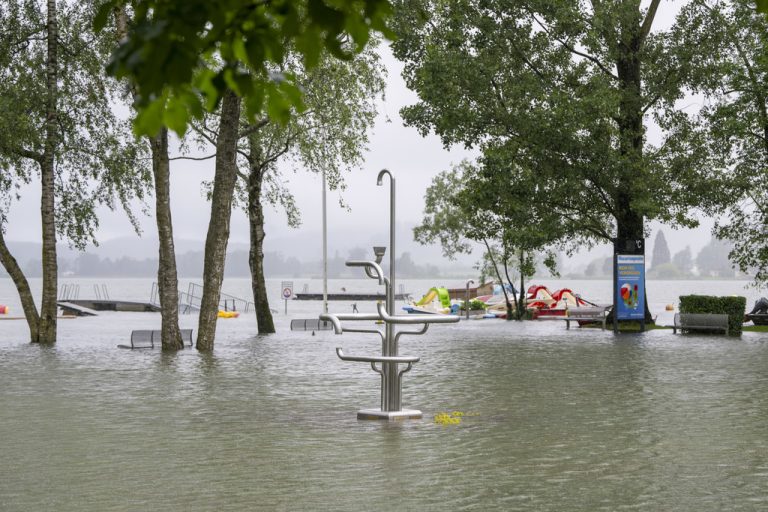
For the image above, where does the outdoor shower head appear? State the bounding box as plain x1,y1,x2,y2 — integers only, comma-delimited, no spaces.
376,169,391,186
373,246,386,264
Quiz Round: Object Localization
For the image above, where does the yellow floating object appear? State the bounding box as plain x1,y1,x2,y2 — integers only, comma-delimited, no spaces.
434,411,470,425
217,310,240,318
665,304,674,311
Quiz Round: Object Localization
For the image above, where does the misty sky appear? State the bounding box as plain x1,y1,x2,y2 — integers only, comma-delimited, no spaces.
4,2,718,267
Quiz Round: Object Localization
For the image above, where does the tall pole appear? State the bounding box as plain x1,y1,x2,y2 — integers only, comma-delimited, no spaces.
322,169,328,314
377,170,396,411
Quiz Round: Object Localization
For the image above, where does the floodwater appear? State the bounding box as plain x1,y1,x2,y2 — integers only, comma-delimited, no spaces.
1,278,768,511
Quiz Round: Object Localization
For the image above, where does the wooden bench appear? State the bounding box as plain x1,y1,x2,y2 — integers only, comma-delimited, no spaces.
562,306,611,330
673,313,729,335
118,329,194,349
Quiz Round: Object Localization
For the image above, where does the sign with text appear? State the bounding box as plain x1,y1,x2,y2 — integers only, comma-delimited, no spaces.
281,281,294,299
616,255,645,320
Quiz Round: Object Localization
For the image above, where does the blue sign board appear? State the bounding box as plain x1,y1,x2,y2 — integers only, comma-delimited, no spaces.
616,254,645,320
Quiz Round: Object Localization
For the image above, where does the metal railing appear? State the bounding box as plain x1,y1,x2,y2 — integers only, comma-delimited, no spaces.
58,283,80,301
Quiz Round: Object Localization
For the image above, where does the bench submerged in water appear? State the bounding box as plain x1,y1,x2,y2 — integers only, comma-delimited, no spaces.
562,306,612,330
673,313,729,335
118,329,194,349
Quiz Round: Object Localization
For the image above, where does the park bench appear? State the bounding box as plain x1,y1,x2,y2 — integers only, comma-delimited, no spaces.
118,329,194,349
562,306,612,330
290,319,333,331
672,313,729,335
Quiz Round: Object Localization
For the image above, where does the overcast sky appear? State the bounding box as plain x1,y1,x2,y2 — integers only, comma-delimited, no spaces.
4,1,717,266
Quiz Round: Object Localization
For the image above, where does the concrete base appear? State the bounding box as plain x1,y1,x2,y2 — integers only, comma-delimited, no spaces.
356,408,422,421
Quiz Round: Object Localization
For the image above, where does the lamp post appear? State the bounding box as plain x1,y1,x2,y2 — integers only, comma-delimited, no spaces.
322,168,328,314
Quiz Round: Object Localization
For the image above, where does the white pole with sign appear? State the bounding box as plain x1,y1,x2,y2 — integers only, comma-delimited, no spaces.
281,281,293,315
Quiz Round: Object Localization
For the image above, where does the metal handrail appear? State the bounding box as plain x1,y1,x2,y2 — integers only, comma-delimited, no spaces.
346,260,385,285
376,302,459,324
336,348,419,364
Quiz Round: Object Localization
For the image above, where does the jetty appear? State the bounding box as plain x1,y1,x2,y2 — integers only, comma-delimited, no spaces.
294,292,410,301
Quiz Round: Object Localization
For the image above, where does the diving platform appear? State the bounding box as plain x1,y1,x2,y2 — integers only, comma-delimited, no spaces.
57,302,100,317
58,300,160,314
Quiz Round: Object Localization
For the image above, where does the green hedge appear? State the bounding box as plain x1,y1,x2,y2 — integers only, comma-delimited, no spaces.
679,295,747,336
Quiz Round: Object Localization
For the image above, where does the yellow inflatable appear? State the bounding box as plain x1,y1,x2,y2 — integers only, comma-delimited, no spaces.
217,310,240,318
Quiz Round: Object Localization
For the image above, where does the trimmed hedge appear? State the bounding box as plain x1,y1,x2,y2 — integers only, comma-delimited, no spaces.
679,295,747,336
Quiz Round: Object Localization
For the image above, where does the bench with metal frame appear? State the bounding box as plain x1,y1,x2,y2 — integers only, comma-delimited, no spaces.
562,306,612,330
118,329,194,349
290,319,333,331
672,313,729,335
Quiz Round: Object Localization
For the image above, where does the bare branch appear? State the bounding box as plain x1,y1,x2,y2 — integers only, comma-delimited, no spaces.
169,153,216,162
639,0,662,47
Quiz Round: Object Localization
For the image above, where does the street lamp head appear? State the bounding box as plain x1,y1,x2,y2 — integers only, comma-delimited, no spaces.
373,246,386,264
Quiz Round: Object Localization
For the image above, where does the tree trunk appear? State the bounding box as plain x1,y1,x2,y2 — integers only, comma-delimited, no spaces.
519,267,525,320
150,129,183,350
518,249,526,320
196,90,242,350
615,14,653,324
483,239,512,320
247,156,275,334
0,230,41,340
38,0,58,344
501,246,520,321
113,7,183,348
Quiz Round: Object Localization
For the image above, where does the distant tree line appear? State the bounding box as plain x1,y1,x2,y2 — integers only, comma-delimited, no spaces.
582,233,747,279
0,248,441,279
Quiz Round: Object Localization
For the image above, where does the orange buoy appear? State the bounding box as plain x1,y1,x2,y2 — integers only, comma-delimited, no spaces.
0,305,7,315
665,304,674,311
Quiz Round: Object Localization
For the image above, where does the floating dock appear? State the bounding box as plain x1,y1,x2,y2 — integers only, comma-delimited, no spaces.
294,292,410,301
58,300,161,315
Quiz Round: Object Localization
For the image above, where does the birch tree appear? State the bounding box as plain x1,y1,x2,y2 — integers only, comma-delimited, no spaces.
0,0,149,343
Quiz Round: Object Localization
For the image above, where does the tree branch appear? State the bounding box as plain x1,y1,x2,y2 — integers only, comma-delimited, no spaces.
169,154,216,161
639,0,662,47
526,9,618,80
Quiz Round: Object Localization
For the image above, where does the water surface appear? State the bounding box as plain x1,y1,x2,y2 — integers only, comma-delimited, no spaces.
1,278,767,510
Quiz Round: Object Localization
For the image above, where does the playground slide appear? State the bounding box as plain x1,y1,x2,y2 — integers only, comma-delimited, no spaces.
415,287,452,308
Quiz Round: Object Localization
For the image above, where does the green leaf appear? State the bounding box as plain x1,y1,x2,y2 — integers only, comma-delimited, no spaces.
93,0,120,31
163,94,190,136
133,96,167,137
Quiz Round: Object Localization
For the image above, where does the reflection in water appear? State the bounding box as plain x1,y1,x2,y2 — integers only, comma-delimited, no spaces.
1,303,768,510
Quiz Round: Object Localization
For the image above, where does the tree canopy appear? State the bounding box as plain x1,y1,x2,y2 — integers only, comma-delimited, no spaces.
96,0,393,136
676,0,768,285
0,0,149,247
391,0,723,254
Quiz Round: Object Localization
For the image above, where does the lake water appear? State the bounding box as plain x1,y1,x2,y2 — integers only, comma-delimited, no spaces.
1,278,767,510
